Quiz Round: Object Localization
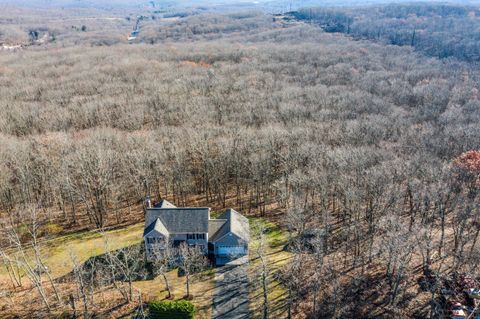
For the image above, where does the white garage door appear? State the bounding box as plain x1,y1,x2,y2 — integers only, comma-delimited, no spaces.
217,246,245,255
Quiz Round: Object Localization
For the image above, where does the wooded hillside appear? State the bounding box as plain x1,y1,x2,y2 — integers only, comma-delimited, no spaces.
0,5,479,318
293,3,480,62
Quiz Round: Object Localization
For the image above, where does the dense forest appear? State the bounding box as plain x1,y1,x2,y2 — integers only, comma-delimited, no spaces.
0,2,480,318
292,3,480,62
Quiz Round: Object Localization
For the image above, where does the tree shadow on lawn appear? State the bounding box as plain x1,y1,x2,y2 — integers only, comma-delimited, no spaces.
56,243,154,285
56,242,214,287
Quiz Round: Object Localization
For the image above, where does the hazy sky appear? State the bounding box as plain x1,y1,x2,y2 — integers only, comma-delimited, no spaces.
0,0,478,10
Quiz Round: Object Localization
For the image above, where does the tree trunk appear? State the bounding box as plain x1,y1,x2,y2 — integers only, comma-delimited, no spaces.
186,273,190,298
163,273,172,299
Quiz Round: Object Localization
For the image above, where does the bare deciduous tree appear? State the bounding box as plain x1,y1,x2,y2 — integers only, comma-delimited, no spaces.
177,243,208,299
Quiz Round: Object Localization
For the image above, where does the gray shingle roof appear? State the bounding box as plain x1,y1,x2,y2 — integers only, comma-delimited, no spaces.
208,219,228,241
144,218,169,236
154,199,176,208
211,209,250,243
145,207,210,234
143,202,249,244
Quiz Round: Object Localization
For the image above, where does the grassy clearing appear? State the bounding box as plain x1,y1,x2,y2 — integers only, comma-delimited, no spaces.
248,218,292,319
0,223,144,281
1,217,288,319
133,268,215,319
0,222,215,318
44,223,144,278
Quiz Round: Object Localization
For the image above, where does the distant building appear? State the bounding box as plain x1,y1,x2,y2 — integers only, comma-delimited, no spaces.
143,199,249,266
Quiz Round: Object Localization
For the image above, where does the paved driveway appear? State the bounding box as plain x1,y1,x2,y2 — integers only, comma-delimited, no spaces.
212,256,250,319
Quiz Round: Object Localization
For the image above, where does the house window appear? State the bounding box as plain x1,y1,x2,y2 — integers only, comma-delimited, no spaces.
196,233,205,240
147,237,163,244
187,234,195,240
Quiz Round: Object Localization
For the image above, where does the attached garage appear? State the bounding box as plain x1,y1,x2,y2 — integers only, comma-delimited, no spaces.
214,241,248,266
217,245,246,255
209,209,250,266
213,232,248,265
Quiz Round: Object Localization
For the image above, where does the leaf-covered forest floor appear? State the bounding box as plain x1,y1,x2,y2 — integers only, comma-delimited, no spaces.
0,213,291,318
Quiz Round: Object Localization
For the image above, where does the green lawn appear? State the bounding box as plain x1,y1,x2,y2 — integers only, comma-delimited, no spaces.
0,222,215,318
0,217,291,319
133,268,215,319
44,223,144,278
248,218,292,319
0,223,144,280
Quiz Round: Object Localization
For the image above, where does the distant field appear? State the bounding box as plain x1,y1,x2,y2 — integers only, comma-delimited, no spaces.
0,0,147,8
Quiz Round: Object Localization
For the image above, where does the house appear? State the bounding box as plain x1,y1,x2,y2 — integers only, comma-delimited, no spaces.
143,199,249,266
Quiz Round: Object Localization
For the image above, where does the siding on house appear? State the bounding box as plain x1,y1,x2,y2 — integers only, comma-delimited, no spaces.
213,232,248,256
143,200,249,265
